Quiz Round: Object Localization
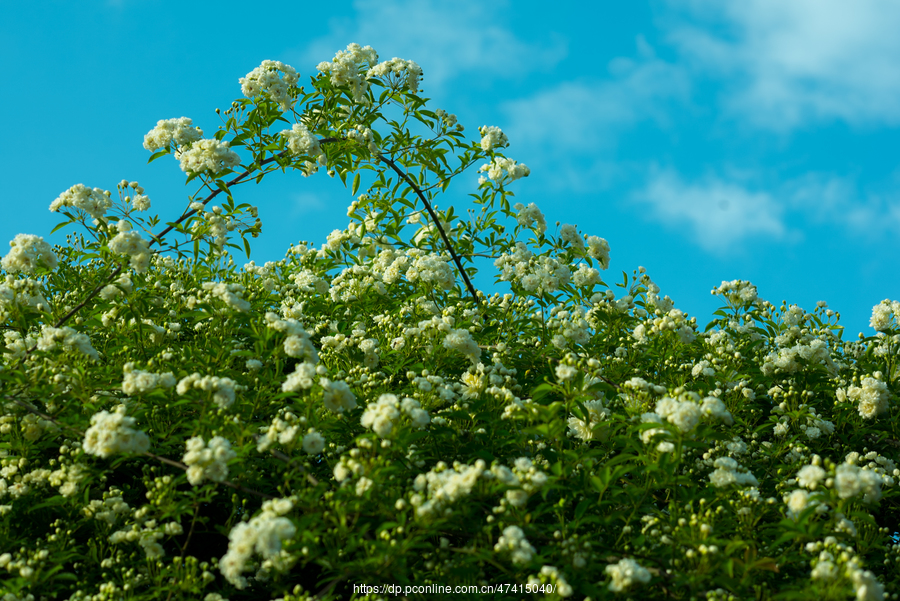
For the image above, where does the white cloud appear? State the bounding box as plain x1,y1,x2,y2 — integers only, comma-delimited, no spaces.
663,0,900,129
504,55,688,151
292,0,566,93
501,41,689,190
634,169,786,252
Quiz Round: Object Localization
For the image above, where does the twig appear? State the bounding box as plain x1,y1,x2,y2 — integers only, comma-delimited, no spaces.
375,153,481,307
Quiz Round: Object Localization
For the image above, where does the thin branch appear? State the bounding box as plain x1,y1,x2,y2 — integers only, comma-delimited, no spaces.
375,153,481,307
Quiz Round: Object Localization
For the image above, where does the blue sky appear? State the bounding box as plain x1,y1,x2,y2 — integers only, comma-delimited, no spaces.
2,0,899,337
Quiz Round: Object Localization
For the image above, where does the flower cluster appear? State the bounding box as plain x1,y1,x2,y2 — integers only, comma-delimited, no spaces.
838,374,892,419
479,156,530,184
176,139,241,174
360,393,430,438
494,525,536,565
143,117,203,151
108,221,152,273
121,363,176,395
280,123,321,158
177,373,239,409
240,60,299,111
479,125,508,152
367,57,423,93
605,558,651,593
869,299,900,332
317,43,379,103
83,406,150,458
220,497,296,589
49,183,113,223
183,436,236,486
1,234,58,274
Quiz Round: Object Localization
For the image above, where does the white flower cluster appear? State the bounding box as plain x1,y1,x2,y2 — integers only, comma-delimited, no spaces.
0,276,50,322
479,125,508,152
479,157,530,184
240,60,299,111
301,429,325,455
36,325,100,360
443,328,481,365
82,489,130,525
320,378,358,413
367,57,423,93
838,375,891,419
494,242,571,295
644,393,732,438
514,202,547,234
490,457,549,507
121,363,176,396
317,43,379,103
83,406,150,459
201,281,251,312
586,235,611,269
633,308,695,345
708,457,759,488
280,123,322,158
760,338,835,376
1,234,58,274
411,460,486,518
49,183,113,223
567,398,610,442
143,117,203,151
176,373,239,409
406,250,455,291
183,436,236,486
220,497,296,589
494,525,536,566
547,305,591,349
834,462,883,503
265,312,319,363
711,279,759,308
176,139,241,174
256,411,303,451
100,273,134,300
869,299,900,332
605,558,651,592
361,393,430,438
108,221,152,273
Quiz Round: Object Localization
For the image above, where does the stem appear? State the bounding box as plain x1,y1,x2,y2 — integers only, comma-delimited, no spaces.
375,153,481,307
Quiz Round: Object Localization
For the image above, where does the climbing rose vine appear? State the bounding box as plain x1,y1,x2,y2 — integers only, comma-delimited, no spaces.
1,43,899,601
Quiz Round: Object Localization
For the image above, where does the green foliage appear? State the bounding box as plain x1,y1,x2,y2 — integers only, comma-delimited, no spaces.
1,45,899,601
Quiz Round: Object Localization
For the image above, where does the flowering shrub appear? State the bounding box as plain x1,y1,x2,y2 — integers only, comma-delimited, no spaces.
1,43,899,601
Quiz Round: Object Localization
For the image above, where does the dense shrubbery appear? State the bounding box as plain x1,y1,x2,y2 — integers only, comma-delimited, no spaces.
1,43,899,601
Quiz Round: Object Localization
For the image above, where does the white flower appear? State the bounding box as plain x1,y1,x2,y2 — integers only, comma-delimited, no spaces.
301,429,325,455
143,117,203,151
2,234,58,273
176,139,241,174
479,157,530,183
478,125,508,151
83,406,150,458
280,123,321,158
177,373,238,408
367,57,423,93
183,436,236,486
108,230,152,273
797,465,827,490
605,558,651,592
494,525,535,565
122,363,176,395
361,394,401,438
220,498,296,589
240,60,299,111
443,328,481,365
317,43,379,103
321,378,358,413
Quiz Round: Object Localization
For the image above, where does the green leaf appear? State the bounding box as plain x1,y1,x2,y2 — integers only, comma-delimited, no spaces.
351,172,361,196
